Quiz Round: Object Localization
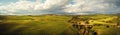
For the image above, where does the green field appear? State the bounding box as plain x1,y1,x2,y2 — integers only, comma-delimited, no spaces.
0,14,120,35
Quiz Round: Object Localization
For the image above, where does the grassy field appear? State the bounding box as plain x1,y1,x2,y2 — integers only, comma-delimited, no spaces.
0,14,120,35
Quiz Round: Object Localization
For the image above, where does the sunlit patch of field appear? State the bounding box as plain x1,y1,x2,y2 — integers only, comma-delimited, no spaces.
92,26,120,35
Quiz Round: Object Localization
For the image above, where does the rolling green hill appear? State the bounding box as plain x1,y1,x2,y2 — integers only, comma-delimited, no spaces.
0,14,120,35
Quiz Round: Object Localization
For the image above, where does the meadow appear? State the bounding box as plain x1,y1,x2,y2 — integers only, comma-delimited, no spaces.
0,14,120,35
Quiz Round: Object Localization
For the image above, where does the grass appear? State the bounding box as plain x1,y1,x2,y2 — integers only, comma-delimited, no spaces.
92,26,120,35
0,15,78,35
0,14,120,35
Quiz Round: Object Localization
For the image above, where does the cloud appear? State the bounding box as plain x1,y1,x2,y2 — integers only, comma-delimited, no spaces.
0,3,2,5
64,0,119,14
0,0,120,15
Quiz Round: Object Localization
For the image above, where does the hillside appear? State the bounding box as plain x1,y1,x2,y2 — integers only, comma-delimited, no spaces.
0,14,120,35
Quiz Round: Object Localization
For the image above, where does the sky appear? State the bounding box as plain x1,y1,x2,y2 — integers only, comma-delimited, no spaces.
0,0,120,15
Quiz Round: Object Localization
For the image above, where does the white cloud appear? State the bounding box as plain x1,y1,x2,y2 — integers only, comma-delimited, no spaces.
64,0,117,13
0,3,2,5
0,0,119,15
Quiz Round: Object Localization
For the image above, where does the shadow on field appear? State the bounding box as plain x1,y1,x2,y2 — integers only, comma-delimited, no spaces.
0,22,80,35
0,22,21,35
0,16,7,20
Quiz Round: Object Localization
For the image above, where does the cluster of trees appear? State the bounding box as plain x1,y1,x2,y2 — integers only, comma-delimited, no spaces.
69,15,120,35
69,16,98,35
